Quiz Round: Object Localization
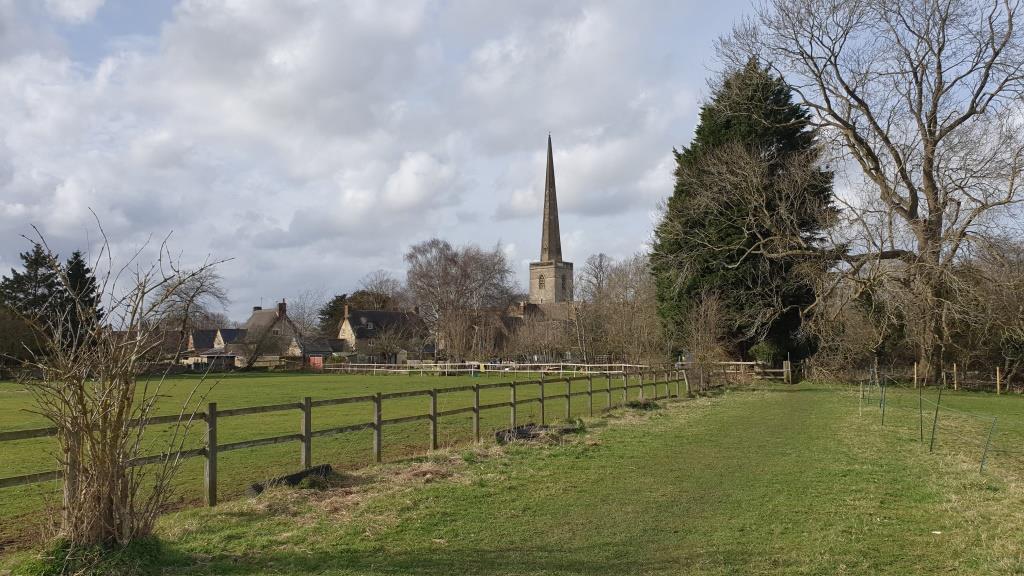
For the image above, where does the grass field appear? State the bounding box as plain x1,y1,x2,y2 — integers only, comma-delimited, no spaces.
0,370,652,547
5,378,1024,574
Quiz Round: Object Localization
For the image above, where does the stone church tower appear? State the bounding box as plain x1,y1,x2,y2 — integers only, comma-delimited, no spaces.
529,135,573,304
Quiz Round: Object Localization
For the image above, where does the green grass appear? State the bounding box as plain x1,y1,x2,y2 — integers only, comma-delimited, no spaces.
6,381,1024,574
0,371,650,547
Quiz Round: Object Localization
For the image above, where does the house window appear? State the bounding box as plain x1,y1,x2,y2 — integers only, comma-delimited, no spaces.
538,275,546,289
272,329,280,336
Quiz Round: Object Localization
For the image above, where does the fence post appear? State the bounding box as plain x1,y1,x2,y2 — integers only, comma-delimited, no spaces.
980,417,997,472
510,383,517,429
301,396,312,469
373,392,382,463
953,363,959,391
588,375,594,417
674,370,681,398
639,372,645,401
880,380,887,425
913,361,918,389
683,369,691,397
996,366,1002,395
918,385,924,442
205,402,217,507
622,372,628,404
565,378,572,421
539,379,545,425
430,389,438,451
473,384,481,442
606,373,612,409
929,386,943,452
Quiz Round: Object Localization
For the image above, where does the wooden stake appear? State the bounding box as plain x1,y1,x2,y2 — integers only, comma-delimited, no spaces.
301,396,312,469
913,361,918,389
996,366,1002,395
953,363,959,391
205,402,218,507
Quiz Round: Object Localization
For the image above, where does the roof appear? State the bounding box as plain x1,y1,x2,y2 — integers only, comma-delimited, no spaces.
346,310,425,340
244,309,280,331
218,328,248,344
294,337,338,356
190,329,217,351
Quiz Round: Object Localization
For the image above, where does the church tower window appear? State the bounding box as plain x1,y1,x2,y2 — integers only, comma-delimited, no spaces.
538,275,546,289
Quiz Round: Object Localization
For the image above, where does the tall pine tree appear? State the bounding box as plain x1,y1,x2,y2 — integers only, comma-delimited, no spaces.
63,251,103,340
0,244,60,321
651,61,835,361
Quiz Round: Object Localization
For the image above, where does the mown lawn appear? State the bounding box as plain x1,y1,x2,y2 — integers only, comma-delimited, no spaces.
7,382,1022,575
0,370,654,547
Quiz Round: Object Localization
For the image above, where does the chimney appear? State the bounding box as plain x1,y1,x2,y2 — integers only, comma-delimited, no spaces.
252,306,262,311
277,299,287,316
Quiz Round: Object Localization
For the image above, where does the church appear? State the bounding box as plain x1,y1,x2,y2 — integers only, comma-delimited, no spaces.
511,135,574,321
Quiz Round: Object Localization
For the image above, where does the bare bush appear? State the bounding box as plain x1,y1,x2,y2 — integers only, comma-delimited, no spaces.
14,229,217,548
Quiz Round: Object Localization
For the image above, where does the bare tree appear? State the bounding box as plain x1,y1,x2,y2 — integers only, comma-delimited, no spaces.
685,290,729,391
404,239,517,360
154,267,229,336
288,288,327,336
726,0,1024,382
358,269,408,310
14,228,218,550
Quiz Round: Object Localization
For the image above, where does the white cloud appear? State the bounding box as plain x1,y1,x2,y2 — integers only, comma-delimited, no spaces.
44,0,105,23
0,0,744,318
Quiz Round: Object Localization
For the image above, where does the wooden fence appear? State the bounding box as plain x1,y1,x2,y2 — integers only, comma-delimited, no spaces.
0,369,691,507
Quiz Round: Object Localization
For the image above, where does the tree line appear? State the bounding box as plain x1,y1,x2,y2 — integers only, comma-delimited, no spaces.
652,0,1024,385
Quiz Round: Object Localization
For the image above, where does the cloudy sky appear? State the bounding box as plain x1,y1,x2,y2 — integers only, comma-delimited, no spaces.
0,0,752,320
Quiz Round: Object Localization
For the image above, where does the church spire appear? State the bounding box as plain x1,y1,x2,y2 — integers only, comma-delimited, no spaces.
540,134,562,262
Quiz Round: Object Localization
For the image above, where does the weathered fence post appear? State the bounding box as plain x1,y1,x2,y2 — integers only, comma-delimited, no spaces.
205,402,217,507
622,372,628,404
587,375,594,417
430,389,438,450
683,369,691,397
918,385,924,442
510,383,517,428
953,363,959,391
996,366,1002,395
980,417,997,472
473,384,481,442
929,386,943,452
539,378,546,425
639,372,645,401
565,378,572,421
674,370,681,398
606,372,612,409
880,381,887,425
913,361,918,389
373,392,382,463
301,396,312,469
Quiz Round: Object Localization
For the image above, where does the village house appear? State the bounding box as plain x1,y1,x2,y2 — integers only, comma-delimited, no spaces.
336,305,429,363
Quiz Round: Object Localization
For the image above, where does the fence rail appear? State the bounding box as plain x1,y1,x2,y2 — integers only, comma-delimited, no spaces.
0,368,696,506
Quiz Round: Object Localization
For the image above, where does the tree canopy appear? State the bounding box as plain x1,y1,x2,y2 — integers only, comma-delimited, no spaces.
651,60,835,360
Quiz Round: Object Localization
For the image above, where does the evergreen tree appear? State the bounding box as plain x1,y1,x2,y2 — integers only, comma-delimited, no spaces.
0,244,60,321
651,60,835,360
317,294,349,336
63,251,103,339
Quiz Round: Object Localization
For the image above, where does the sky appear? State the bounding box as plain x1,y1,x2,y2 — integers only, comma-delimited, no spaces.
0,0,754,320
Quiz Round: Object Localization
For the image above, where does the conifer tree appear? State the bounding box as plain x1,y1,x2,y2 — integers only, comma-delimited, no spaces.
0,244,61,321
651,60,835,360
